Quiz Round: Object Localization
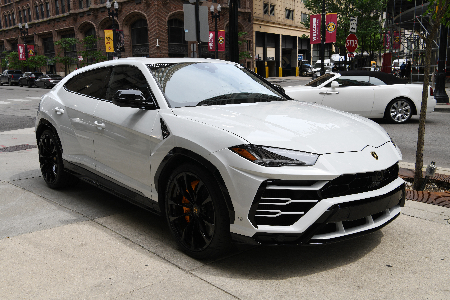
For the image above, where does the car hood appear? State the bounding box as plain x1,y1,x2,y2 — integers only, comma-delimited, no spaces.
171,101,390,154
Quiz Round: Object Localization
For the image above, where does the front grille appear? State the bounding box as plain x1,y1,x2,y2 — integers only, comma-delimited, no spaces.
248,163,400,227
320,163,399,199
248,180,325,227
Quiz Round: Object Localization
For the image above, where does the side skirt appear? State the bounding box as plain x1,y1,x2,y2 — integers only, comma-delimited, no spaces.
63,160,161,215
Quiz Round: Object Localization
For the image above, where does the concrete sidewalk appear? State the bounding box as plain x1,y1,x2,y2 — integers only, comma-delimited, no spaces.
1,128,449,299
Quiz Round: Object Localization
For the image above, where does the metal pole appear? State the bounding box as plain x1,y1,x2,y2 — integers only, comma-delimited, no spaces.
229,0,239,64
434,24,449,103
215,16,218,59
320,0,325,75
195,0,201,58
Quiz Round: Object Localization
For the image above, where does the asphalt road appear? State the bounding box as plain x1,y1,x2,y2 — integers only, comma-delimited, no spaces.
0,85,44,132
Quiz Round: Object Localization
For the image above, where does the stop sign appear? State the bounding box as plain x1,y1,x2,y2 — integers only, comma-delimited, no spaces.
346,34,358,53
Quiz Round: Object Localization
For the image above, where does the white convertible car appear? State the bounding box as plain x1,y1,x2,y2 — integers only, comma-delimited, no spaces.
285,71,436,123
36,58,405,258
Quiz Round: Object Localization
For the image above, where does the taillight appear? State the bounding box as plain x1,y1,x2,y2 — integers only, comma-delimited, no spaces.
430,86,434,96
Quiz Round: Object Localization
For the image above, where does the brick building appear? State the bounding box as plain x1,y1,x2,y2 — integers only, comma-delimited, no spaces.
0,0,253,75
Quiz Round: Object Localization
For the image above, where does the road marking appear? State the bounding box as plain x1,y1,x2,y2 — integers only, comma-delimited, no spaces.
9,99,31,102
26,97,42,99
0,101,11,104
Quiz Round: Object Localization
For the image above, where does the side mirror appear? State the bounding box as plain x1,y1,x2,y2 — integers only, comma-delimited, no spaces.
112,89,157,109
330,81,340,89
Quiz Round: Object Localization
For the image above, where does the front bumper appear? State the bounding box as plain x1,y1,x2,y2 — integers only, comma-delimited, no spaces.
251,183,405,245
226,160,405,245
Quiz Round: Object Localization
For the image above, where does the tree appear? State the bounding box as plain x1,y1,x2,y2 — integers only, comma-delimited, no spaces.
238,32,252,61
78,35,107,67
1,51,11,69
413,0,450,190
302,0,385,63
54,37,78,76
4,51,26,70
25,55,48,71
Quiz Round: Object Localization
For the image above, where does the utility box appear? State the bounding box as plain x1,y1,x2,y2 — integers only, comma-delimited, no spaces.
183,4,209,42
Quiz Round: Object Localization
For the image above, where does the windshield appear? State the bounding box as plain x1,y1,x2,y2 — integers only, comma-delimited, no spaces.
148,62,285,108
305,73,335,87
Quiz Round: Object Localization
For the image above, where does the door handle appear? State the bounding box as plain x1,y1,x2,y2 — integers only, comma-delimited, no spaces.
94,121,106,129
54,107,65,115
319,92,339,95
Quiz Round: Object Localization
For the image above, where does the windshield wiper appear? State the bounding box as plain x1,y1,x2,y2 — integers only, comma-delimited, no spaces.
196,93,284,106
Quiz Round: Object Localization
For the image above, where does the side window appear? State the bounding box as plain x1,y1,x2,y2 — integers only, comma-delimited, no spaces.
106,65,157,105
368,77,386,86
65,67,112,99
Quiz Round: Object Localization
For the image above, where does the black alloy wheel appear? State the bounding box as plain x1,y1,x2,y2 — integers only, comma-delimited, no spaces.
165,164,231,259
385,98,413,124
38,129,70,189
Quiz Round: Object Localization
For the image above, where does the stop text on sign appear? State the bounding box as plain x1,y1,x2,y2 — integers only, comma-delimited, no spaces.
346,34,358,53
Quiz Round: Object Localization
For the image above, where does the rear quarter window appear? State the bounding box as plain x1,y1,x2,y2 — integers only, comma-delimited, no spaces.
65,67,112,99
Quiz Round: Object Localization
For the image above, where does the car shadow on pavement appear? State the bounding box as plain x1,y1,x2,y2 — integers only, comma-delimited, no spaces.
10,170,384,276
202,231,383,280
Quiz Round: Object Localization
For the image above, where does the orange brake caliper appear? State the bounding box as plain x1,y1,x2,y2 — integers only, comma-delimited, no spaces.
182,180,199,223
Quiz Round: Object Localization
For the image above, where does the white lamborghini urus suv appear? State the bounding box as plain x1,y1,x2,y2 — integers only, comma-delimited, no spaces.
36,58,405,259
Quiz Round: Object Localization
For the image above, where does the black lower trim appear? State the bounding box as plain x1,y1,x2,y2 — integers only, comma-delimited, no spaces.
63,160,161,214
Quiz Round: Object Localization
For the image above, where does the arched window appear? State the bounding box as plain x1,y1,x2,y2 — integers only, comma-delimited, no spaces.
84,27,97,50
131,19,148,57
168,18,187,57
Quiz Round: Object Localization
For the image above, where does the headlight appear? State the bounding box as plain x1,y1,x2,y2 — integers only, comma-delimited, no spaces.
229,145,319,167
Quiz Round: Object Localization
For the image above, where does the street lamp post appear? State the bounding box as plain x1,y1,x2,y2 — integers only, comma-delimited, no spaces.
210,4,221,59
106,0,119,59
18,23,29,71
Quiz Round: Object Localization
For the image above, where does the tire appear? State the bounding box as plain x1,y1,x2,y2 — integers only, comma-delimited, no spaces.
301,70,307,77
28,81,33,88
38,129,71,189
164,163,231,259
385,98,413,123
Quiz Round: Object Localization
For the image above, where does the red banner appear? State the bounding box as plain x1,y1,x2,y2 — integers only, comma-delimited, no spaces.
208,31,215,51
383,32,390,49
208,30,225,52
18,44,26,60
310,14,321,44
27,45,35,57
393,31,401,49
325,13,337,43
218,30,225,51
